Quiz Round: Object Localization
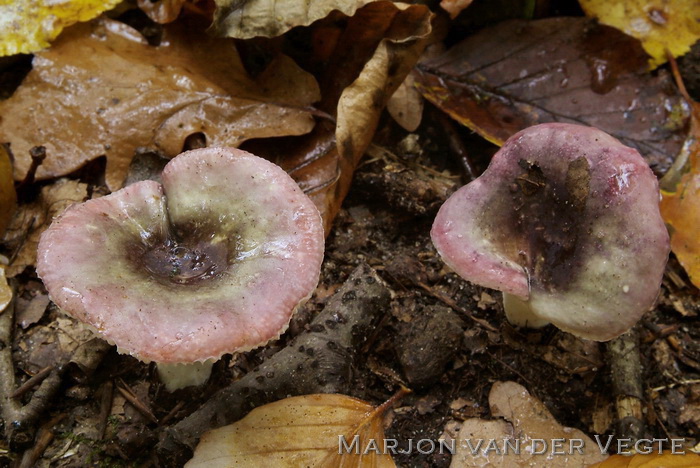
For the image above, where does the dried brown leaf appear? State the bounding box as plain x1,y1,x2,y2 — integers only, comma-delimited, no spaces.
186,393,396,467
137,0,188,23
0,18,320,190
387,73,423,132
0,264,11,314
450,381,607,467
3,179,88,277
415,18,689,174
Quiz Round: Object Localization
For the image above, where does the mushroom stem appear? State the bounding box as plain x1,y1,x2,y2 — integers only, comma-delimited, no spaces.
502,293,550,329
157,360,215,392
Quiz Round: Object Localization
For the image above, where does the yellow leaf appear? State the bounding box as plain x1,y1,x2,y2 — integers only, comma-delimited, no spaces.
0,144,16,237
185,393,398,467
0,0,122,56
579,0,700,68
660,100,700,288
589,452,700,467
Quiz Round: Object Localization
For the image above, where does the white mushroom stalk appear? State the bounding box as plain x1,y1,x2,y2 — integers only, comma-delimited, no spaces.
431,123,669,341
37,147,325,391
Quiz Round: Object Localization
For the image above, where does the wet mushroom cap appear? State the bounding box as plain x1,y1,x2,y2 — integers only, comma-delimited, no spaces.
431,123,669,341
37,147,324,363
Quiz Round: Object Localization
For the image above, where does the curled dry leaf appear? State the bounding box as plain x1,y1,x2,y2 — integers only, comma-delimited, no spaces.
660,101,700,288
186,393,396,467
276,2,432,232
0,18,320,190
211,0,374,39
450,381,607,468
137,0,189,24
580,0,700,68
414,17,689,174
0,0,121,56
0,144,16,237
2,179,87,277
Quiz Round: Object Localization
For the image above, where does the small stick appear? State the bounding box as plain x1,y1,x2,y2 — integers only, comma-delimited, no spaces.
97,381,114,440
433,109,477,181
607,328,645,443
160,400,185,426
117,381,158,424
11,366,53,399
18,413,66,468
15,146,47,197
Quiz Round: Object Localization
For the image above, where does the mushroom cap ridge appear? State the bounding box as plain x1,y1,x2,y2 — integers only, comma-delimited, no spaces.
37,147,325,363
431,123,669,341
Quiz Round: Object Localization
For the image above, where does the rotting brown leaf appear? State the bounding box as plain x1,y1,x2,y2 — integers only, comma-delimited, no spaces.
0,18,320,190
3,179,88,277
0,144,16,238
210,0,374,39
387,73,424,132
414,17,689,174
450,381,608,467
276,2,432,232
186,393,396,467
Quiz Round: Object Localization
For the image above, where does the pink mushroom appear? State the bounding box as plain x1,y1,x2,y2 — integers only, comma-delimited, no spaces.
431,123,669,341
37,147,324,390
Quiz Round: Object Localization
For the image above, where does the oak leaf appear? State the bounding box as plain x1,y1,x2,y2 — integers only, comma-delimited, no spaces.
186,393,396,467
0,18,320,190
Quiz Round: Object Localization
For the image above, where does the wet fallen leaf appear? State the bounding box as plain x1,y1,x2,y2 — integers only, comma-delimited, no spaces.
580,0,700,68
589,452,700,467
3,179,88,277
414,17,689,174
387,73,424,132
0,144,16,237
0,0,121,56
660,99,700,288
450,381,607,467
186,393,396,467
211,0,373,39
286,2,431,232
0,18,320,190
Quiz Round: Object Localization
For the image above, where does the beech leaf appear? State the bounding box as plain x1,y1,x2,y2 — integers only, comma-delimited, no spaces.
660,100,700,288
414,17,689,174
0,18,320,190
0,0,121,56
186,393,397,467
580,0,700,68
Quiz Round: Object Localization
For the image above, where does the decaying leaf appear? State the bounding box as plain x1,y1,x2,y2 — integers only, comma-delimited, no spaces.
449,381,607,467
589,452,700,467
0,144,16,237
660,100,700,287
387,73,423,132
0,0,121,56
580,0,700,68
2,179,87,277
211,0,374,39
414,17,689,174
186,393,396,467
0,18,320,190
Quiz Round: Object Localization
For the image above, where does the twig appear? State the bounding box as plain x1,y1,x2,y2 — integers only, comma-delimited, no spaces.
18,413,66,468
97,381,114,440
117,380,158,424
651,379,700,393
160,401,185,427
11,366,53,399
433,108,477,181
606,328,644,443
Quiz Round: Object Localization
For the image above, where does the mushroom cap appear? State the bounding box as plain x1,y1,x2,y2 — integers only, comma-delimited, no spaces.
37,147,324,363
431,123,669,341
